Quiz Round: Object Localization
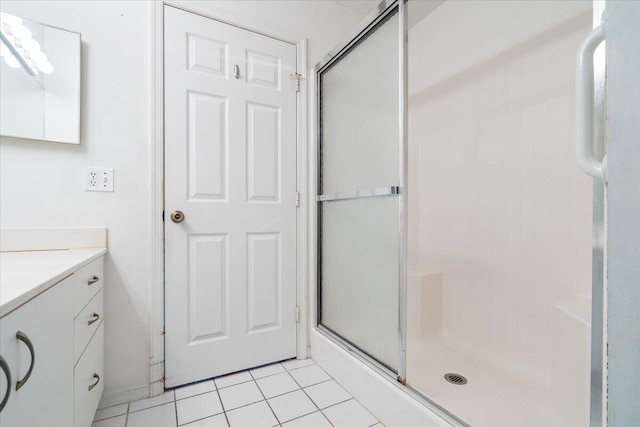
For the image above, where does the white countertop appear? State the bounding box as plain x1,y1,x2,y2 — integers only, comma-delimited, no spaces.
0,248,107,318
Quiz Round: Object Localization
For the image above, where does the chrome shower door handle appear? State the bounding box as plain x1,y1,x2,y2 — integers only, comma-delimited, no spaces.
576,25,606,179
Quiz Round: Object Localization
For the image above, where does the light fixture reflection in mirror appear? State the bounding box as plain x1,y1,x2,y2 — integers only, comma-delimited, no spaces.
0,12,53,75
0,11,80,144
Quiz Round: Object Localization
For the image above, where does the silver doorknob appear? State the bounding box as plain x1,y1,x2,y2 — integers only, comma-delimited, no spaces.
170,210,185,223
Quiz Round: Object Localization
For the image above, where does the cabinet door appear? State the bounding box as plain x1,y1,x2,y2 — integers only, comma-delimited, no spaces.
74,324,104,427
0,276,74,427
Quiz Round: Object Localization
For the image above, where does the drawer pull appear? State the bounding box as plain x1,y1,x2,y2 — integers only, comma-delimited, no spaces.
0,354,11,412
88,276,100,286
88,313,101,326
89,373,100,391
15,331,35,391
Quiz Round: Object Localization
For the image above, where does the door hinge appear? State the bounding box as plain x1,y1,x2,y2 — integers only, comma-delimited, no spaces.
162,210,165,222
295,192,300,207
296,306,300,323
290,72,303,92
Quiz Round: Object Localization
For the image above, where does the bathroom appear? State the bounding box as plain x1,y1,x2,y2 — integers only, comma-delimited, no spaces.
0,1,638,426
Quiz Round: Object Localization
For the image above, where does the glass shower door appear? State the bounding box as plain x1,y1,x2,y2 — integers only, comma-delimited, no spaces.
316,0,407,376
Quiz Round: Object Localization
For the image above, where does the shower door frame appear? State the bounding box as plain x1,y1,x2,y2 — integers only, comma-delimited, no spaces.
313,0,409,383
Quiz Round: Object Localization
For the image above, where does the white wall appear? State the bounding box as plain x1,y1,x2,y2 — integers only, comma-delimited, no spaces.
0,0,363,404
408,0,592,386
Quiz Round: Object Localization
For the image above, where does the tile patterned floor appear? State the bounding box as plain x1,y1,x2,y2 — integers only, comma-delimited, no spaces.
93,359,384,427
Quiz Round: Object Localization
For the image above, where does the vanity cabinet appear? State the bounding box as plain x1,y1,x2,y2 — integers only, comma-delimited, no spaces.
0,255,105,427
0,275,74,427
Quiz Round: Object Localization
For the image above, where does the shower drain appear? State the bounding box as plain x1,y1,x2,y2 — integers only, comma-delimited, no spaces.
444,373,468,385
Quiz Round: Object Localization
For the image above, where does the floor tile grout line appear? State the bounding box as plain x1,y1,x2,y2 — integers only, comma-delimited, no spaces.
214,377,254,390
174,394,179,426
254,376,284,426
175,388,218,402
174,379,217,400
128,399,176,415
321,397,356,411
176,408,226,427
284,368,334,426
282,361,317,373
253,370,302,400
302,377,334,389
218,394,267,414
279,410,328,426
320,397,382,425
251,369,294,384
249,362,287,379
93,413,127,423
119,360,328,427
214,386,232,427
128,391,175,414
311,364,382,425
93,403,130,422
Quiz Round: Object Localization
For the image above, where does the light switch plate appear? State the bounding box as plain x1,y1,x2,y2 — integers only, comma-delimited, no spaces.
84,167,114,192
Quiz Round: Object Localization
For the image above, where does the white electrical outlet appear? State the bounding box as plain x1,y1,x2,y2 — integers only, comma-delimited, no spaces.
84,167,114,192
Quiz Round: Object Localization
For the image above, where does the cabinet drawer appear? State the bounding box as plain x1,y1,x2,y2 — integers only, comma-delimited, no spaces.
74,288,103,364
73,257,104,317
74,324,104,427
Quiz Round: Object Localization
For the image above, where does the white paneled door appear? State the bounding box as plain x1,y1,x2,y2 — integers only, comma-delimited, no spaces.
164,6,298,388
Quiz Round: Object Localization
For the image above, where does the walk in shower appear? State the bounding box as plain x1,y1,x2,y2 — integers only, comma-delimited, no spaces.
315,1,602,426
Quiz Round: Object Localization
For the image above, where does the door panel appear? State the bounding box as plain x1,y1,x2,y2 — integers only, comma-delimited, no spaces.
187,34,227,76
247,233,281,332
247,103,280,202
187,92,227,201
188,234,228,343
164,5,298,388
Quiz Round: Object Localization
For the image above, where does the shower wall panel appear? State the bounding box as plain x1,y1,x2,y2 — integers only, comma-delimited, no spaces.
407,1,593,426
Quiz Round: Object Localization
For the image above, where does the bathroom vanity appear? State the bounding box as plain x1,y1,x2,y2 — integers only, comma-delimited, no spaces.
0,228,107,427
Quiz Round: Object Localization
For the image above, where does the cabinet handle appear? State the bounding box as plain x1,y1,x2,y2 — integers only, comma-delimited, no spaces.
0,354,10,412
15,331,34,391
88,313,101,326
88,276,100,286
89,373,100,391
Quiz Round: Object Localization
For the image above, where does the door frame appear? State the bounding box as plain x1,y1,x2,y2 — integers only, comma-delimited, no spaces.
149,1,309,397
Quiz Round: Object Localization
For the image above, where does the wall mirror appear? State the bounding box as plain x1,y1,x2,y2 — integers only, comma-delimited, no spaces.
0,12,81,144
